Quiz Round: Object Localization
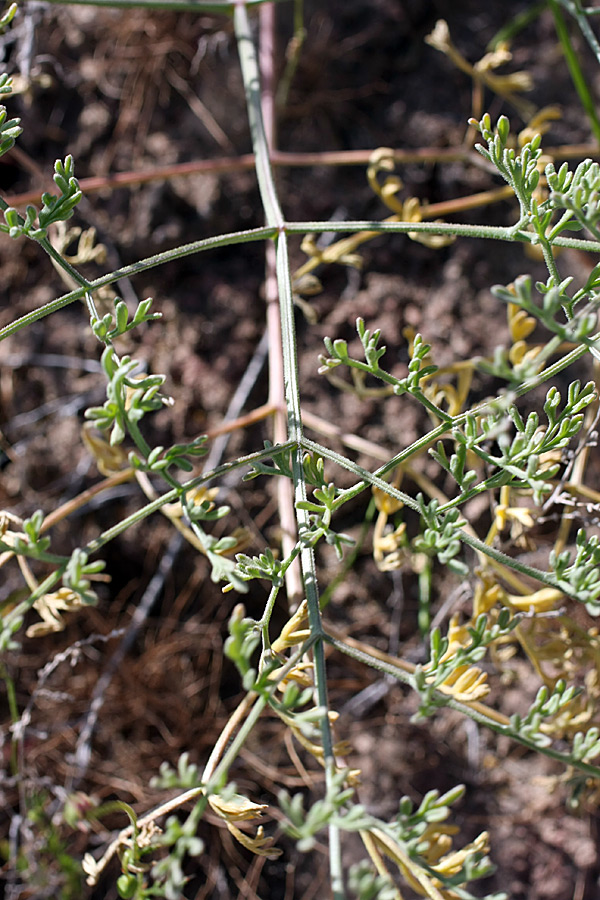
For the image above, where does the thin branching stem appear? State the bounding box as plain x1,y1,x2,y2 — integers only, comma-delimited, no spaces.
324,633,600,781
3,221,600,344
1,440,298,633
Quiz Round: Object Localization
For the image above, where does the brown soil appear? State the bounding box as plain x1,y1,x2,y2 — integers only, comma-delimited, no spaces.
2,2,600,899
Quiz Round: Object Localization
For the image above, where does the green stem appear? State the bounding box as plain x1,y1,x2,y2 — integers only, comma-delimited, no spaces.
233,5,344,895
282,220,600,251
343,357,453,424
3,222,600,345
578,214,600,244
487,1,547,50
0,663,19,774
549,0,600,143
324,632,600,780
539,233,563,289
39,236,93,290
275,0,306,111
0,192,97,316
125,415,153,461
85,440,298,553
258,543,303,652
456,528,570,593
205,694,269,792
302,434,450,513
411,388,453,424
205,636,319,790
1,565,68,648
300,420,592,598
306,335,596,516
235,4,284,230
259,581,282,655
0,226,277,343
418,558,432,637
568,1,600,65
0,544,70,566
1,440,297,635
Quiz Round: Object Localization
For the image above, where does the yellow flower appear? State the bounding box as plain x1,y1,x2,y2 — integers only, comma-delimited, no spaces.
474,43,512,74
508,340,543,367
507,302,536,342
367,148,404,215
226,822,282,859
426,20,534,115
421,615,491,703
538,448,562,474
272,600,310,653
366,149,454,247
52,222,107,266
370,823,491,899
272,661,314,691
82,853,101,886
373,485,404,515
437,664,490,703
164,486,220,518
82,424,128,475
300,232,362,270
430,615,472,664
373,480,408,572
409,223,456,250
419,823,459,865
208,793,267,822
473,40,534,96
479,68,533,96
291,725,353,763
473,575,506,617
494,501,535,534
518,106,561,147
27,588,83,638
505,587,563,612
276,707,356,774
432,831,490,877
373,523,408,572
208,792,282,859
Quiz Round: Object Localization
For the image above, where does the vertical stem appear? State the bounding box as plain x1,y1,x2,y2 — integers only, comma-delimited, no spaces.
234,5,344,896
540,236,562,291
1,664,19,775
259,2,277,152
259,3,302,606
265,245,302,604
549,0,600,144
275,0,306,111
276,235,345,900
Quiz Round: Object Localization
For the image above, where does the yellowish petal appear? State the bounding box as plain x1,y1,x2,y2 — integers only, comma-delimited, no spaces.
408,225,456,249
508,303,536,342
373,485,404,515
272,599,310,653
506,587,563,612
208,793,267,822
432,831,490,876
226,822,282,859
438,665,490,703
